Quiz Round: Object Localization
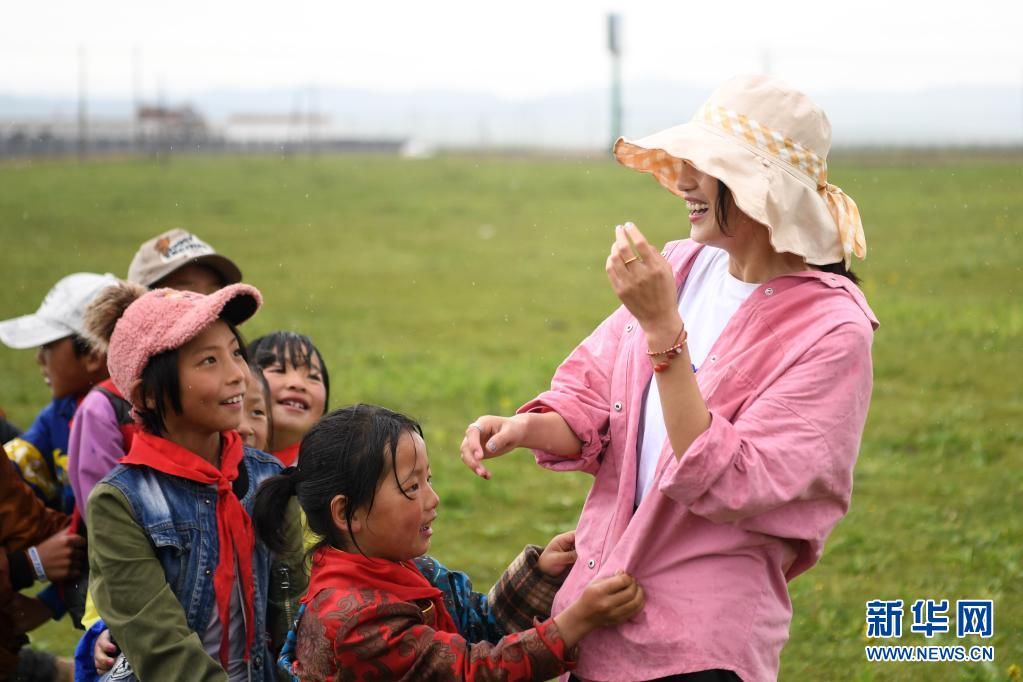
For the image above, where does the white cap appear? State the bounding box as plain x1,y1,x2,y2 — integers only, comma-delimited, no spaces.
0,273,119,349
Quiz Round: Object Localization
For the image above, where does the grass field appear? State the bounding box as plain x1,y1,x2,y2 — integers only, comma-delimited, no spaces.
1,152,1020,681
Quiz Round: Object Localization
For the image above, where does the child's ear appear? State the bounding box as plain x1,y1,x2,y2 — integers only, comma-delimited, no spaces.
330,494,360,535
131,382,156,411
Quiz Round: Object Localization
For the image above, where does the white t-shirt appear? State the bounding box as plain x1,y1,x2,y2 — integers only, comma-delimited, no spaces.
634,246,759,505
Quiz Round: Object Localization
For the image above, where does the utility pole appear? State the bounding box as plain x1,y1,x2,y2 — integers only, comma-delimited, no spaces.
608,13,622,150
132,46,142,152
77,45,88,160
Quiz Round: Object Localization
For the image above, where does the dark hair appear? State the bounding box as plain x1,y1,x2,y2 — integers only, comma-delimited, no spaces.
714,179,860,285
713,179,735,237
248,361,274,447
70,334,93,358
136,321,248,435
253,404,423,556
247,331,330,412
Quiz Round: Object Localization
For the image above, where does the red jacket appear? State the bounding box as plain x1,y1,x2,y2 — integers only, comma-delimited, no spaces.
1,456,68,677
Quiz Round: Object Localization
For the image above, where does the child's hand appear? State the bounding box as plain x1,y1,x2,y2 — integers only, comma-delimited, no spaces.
35,527,86,581
575,572,645,628
538,531,577,577
553,571,645,648
94,629,120,674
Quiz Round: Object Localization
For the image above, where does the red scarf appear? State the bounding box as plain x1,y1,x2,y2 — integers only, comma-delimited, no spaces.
121,430,255,667
304,546,458,634
272,442,300,467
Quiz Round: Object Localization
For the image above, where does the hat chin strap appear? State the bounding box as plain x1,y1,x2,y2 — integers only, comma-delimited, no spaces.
819,183,866,268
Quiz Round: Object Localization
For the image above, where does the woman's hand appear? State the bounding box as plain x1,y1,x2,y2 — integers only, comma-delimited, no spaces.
94,629,120,674
606,223,680,333
459,415,528,479
538,531,577,577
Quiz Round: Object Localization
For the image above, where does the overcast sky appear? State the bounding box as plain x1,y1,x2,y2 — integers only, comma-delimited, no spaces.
2,0,1021,100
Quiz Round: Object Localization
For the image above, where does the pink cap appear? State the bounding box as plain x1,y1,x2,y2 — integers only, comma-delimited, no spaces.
108,283,262,402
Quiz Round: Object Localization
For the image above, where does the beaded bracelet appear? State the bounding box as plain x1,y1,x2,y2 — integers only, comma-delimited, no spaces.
647,326,688,373
28,546,48,583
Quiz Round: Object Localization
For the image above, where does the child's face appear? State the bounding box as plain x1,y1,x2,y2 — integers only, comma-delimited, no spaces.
163,321,248,438
263,355,327,450
351,432,438,562
154,264,223,295
36,337,105,398
237,372,270,451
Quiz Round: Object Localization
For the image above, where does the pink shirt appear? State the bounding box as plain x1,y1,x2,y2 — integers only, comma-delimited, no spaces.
519,239,879,682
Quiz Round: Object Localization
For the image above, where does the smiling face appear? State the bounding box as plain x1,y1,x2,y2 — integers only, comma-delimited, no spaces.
263,354,327,451
349,431,439,561
162,320,248,440
676,161,761,249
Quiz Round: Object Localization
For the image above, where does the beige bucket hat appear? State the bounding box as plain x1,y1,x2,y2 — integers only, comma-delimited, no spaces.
127,229,242,288
614,75,865,267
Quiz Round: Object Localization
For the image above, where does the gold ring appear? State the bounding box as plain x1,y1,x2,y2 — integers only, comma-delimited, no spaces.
623,257,639,266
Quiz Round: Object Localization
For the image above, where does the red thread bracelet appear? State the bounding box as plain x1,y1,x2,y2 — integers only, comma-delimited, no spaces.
648,326,688,373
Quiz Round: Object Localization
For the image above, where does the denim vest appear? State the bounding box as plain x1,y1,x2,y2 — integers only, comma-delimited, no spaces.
102,446,282,681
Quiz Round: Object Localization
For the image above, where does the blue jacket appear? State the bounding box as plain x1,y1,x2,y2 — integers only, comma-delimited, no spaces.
83,446,286,682
3,394,78,513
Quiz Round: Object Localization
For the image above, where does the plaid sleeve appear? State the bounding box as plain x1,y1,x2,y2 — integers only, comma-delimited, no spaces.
487,545,565,634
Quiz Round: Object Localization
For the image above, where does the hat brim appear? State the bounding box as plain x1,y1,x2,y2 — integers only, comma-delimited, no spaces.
108,283,262,400
215,284,260,326
191,254,242,286
166,284,261,346
613,121,843,265
0,314,75,349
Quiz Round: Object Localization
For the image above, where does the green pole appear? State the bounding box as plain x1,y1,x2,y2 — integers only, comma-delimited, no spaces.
608,14,622,151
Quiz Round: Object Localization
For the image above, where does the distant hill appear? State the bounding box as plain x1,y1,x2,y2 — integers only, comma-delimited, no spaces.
2,81,1020,148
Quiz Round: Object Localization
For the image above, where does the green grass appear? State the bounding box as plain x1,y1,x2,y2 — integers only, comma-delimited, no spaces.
1,152,1020,681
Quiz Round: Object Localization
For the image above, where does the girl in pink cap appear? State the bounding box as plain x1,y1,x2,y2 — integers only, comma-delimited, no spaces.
460,76,878,681
79,283,306,682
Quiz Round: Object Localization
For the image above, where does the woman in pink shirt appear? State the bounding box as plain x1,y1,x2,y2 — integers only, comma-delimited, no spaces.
460,75,879,682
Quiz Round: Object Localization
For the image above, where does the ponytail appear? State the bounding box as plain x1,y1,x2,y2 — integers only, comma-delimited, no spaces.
253,467,301,555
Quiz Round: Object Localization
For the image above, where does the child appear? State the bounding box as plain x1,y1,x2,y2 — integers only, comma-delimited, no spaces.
127,228,242,294
247,332,329,466
70,228,243,514
1,272,118,513
238,363,273,452
253,404,645,681
66,280,148,514
84,283,306,681
85,361,292,680
1,454,83,681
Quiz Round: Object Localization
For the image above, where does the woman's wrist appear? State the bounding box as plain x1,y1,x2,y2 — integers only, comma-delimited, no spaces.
642,313,684,351
515,411,581,456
